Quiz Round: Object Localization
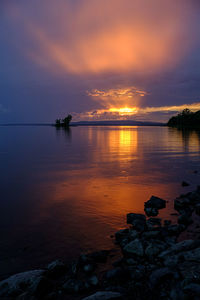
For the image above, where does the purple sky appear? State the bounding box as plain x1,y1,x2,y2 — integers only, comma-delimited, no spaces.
1,0,200,122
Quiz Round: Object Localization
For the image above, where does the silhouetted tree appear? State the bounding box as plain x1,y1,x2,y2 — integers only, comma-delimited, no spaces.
167,109,200,128
55,119,61,125
55,115,72,127
62,115,72,126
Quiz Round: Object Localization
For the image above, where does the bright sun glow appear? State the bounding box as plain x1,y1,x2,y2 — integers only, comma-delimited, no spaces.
109,107,138,115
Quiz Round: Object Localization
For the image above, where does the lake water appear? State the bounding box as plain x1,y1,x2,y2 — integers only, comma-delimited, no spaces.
0,125,200,278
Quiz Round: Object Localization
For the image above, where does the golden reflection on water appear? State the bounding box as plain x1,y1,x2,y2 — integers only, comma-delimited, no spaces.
40,126,200,232
1,126,200,277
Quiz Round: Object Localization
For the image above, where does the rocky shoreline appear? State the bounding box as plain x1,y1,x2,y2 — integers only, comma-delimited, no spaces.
1,186,200,299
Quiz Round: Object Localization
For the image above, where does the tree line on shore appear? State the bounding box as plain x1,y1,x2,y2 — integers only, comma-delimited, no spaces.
55,115,72,127
167,108,200,128
54,109,200,129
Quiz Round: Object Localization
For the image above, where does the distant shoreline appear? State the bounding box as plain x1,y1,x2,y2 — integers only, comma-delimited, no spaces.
0,121,166,127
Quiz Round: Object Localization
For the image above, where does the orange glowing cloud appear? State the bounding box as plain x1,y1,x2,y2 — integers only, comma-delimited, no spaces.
87,87,147,99
72,102,200,121
87,86,147,110
10,0,196,75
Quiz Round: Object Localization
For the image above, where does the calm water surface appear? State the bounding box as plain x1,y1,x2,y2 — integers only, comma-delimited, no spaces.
0,126,200,278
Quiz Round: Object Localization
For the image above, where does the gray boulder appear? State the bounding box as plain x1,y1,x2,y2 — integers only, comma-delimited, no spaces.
179,261,200,284
115,229,130,242
0,269,44,297
145,241,166,259
87,275,99,287
63,278,85,293
144,207,158,217
149,267,174,288
126,213,146,231
178,214,193,226
174,197,191,211
184,283,200,296
195,203,200,215
166,224,185,236
159,240,199,259
145,196,166,209
82,291,122,300
142,230,161,239
46,259,66,278
106,267,128,283
146,218,161,230
123,239,144,257
162,245,200,267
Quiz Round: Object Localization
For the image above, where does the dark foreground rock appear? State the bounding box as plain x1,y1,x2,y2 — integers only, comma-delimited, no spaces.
82,291,122,300
144,195,166,216
1,187,200,299
145,195,166,209
0,270,46,297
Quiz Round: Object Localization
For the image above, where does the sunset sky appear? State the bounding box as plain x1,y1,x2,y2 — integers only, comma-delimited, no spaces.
1,0,200,122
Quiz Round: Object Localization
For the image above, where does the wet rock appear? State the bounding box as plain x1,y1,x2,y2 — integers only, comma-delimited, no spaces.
146,218,161,230
106,267,128,283
195,204,200,215
164,236,177,246
16,292,30,299
179,261,200,284
142,230,161,239
162,245,200,267
129,229,138,240
182,181,190,187
79,255,96,273
144,207,158,217
127,265,145,281
127,213,146,224
79,254,92,265
149,267,174,288
0,269,44,297
123,239,144,257
188,191,200,203
31,276,52,297
115,229,129,243
178,213,193,226
174,197,191,212
83,264,95,273
162,255,179,267
169,284,185,300
159,240,199,259
125,258,137,266
183,283,200,296
164,220,171,226
46,259,66,278
126,213,146,231
112,258,124,268
118,238,129,248
62,278,85,293
71,261,78,275
82,291,122,300
145,195,166,209
166,224,185,236
181,246,200,262
145,241,166,259
88,275,99,286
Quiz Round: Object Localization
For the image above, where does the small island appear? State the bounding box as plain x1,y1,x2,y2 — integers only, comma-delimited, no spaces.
167,108,200,129
54,114,72,127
